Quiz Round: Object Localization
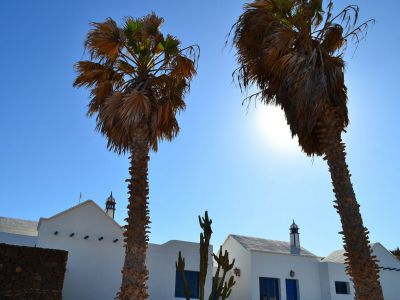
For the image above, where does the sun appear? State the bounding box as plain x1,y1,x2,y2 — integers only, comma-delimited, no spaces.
254,105,300,154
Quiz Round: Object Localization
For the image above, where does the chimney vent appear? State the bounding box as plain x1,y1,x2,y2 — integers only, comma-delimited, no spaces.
105,192,116,219
290,220,300,255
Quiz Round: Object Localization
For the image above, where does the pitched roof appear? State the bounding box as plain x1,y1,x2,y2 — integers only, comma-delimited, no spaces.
321,249,346,263
0,217,38,236
230,234,317,257
322,243,378,264
38,200,123,231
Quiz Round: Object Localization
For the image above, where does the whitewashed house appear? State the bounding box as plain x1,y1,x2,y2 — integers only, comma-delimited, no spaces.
320,243,400,300
0,217,38,247
1,197,400,300
0,196,212,300
222,222,400,300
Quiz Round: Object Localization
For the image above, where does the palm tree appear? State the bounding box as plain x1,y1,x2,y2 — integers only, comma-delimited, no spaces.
232,1,383,299
73,13,198,300
391,247,400,260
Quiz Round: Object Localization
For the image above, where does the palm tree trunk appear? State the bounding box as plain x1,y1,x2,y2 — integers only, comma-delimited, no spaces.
118,129,150,300
320,107,384,300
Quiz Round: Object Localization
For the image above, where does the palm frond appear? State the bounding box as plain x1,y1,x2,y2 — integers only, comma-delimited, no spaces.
74,13,199,153
231,0,366,155
85,18,125,62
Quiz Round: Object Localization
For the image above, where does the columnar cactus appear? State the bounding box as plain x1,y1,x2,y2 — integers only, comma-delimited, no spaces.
176,212,236,300
199,211,212,300
176,251,191,300
210,246,236,300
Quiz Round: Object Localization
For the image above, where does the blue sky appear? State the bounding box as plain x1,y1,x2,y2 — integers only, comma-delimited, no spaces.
1,0,399,257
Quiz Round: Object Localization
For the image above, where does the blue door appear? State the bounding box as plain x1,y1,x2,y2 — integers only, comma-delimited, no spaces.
259,277,280,300
285,279,298,300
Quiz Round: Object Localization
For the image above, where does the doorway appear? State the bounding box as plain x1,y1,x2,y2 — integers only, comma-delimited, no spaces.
285,279,299,300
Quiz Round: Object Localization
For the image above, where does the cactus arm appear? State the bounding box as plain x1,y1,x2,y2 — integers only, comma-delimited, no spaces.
176,251,191,300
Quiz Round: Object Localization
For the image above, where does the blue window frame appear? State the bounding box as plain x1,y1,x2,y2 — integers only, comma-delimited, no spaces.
335,281,350,294
259,277,280,300
175,270,200,299
285,279,299,300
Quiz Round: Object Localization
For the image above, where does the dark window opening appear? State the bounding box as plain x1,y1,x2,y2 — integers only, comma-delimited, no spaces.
175,270,200,299
259,277,280,300
335,281,350,294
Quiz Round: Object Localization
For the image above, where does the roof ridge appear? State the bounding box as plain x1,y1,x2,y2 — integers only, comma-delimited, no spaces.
231,234,310,249
0,217,39,236
0,216,37,223
37,200,123,231
230,234,317,257
231,234,290,244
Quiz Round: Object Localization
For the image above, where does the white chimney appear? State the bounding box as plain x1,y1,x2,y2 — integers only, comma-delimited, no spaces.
105,192,116,219
290,220,300,255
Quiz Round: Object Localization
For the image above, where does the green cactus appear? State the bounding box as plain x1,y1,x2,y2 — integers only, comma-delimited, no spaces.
176,211,236,300
220,276,236,300
176,251,191,300
210,246,236,300
199,211,212,300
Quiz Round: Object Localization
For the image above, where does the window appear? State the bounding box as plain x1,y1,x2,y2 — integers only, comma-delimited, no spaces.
335,281,350,295
175,270,199,299
260,277,280,300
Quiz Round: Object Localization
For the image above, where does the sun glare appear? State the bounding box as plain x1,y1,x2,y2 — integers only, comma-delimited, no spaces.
255,105,300,154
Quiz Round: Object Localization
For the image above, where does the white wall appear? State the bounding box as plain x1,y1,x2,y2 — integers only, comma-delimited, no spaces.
222,236,252,300
37,202,125,300
148,240,213,300
0,232,37,246
319,262,331,300
222,236,325,300
373,243,400,300
322,262,354,300
319,243,400,300
250,252,322,300
6,202,398,300
36,201,213,300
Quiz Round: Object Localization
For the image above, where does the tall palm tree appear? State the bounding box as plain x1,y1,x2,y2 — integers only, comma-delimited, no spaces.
232,1,383,299
73,13,198,300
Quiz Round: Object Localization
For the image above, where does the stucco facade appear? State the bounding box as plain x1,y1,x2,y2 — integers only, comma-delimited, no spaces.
222,234,400,300
250,251,322,300
222,235,324,300
36,201,125,300
374,243,400,300
320,243,400,300
1,201,212,300
1,202,399,300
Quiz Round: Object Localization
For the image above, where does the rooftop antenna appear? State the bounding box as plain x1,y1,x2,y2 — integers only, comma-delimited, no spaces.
79,192,82,204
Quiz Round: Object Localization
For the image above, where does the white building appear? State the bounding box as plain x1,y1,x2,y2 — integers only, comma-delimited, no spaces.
221,221,400,300
1,199,399,300
0,216,38,247
0,196,212,300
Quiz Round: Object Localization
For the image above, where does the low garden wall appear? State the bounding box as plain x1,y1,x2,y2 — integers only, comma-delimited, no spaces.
0,243,68,300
